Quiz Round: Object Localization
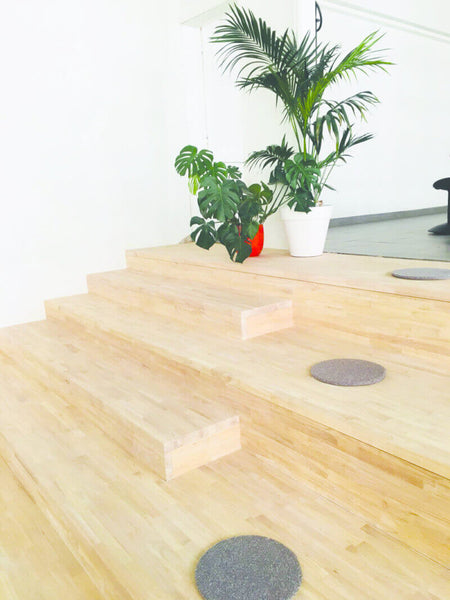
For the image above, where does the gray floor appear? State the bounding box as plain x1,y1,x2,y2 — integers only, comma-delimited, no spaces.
325,213,450,262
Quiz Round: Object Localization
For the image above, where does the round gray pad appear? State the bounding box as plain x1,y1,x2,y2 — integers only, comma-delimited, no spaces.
195,535,302,600
392,268,450,280
311,359,386,386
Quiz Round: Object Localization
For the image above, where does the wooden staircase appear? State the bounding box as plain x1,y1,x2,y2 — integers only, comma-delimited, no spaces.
0,243,448,599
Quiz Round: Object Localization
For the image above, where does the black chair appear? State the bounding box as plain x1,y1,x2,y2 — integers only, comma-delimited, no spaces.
429,177,450,235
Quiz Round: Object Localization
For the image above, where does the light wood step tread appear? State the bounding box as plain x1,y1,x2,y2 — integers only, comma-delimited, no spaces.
0,320,240,480
127,244,450,302
0,358,448,599
87,268,293,339
45,293,450,480
0,454,103,600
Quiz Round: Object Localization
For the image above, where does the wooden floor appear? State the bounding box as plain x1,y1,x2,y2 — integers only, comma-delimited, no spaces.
0,243,448,599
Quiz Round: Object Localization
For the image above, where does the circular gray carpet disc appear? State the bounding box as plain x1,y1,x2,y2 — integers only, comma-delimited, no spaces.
391,268,450,280
195,535,302,600
310,358,386,386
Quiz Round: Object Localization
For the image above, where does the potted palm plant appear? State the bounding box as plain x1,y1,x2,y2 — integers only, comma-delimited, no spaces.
211,4,391,256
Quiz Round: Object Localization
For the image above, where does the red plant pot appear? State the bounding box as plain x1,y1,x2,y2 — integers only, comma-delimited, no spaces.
248,224,264,257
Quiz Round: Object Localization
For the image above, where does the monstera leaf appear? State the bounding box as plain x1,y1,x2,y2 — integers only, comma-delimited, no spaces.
238,195,261,240
286,188,315,213
226,165,242,180
174,146,213,177
247,183,273,206
175,146,214,194
197,178,241,221
204,161,228,182
217,222,252,263
285,153,320,190
189,216,217,249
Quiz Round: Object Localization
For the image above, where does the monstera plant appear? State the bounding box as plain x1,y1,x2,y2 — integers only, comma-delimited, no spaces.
211,4,392,213
175,145,285,262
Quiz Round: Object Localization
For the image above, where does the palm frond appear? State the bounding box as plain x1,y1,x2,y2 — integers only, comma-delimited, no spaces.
211,5,294,78
326,32,392,85
336,129,374,161
211,4,317,108
322,91,379,125
245,138,294,171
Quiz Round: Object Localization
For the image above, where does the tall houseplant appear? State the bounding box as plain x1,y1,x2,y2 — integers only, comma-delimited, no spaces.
211,4,391,255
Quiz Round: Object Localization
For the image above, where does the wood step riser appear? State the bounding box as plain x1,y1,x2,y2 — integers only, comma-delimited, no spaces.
224,383,450,568
126,253,295,298
0,338,240,482
292,282,450,373
87,275,294,340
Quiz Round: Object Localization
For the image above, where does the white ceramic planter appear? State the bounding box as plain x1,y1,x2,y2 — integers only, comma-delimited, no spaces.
281,205,333,257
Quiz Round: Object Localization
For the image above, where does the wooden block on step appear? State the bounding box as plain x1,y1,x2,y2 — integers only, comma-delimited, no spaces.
0,320,241,481
87,269,293,340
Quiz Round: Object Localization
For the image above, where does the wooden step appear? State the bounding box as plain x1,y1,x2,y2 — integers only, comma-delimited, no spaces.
87,268,293,340
44,292,450,565
127,245,450,369
0,453,103,600
0,357,449,599
127,244,450,302
0,321,240,481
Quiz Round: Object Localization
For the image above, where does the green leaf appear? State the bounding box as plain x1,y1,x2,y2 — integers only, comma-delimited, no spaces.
197,178,241,221
217,222,252,263
189,216,217,250
188,175,200,195
174,146,213,178
207,161,229,182
287,189,315,213
245,138,294,172
241,220,259,239
284,159,300,189
227,165,242,179
238,197,261,222
247,183,261,196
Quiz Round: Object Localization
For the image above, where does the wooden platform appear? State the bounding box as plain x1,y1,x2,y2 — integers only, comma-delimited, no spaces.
0,243,448,599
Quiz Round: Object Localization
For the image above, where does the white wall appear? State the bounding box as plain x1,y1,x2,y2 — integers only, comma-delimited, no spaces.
318,0,450,217
185,0,450,247
0,0,189,326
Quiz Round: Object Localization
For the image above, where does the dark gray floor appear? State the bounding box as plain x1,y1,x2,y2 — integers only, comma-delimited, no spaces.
325,213,450,261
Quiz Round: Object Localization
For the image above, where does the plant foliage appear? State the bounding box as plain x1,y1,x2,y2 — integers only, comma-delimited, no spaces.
211,4,392,211
175,145,275,262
